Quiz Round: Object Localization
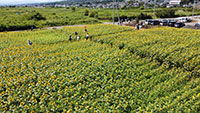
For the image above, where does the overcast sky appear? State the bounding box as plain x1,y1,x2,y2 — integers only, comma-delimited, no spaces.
0,0,64,5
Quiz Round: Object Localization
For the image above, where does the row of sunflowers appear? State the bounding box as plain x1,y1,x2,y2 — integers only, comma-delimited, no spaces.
0,25,199,112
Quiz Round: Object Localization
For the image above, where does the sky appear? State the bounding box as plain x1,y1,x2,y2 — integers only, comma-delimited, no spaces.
0,0,64,5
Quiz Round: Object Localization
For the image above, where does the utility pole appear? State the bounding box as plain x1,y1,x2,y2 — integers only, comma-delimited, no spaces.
116,0,120,23
153,0,156,19
192,0,197,18
113,0,115,24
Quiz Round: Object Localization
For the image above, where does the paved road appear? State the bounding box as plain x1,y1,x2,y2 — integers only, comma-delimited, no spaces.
159,16,200,28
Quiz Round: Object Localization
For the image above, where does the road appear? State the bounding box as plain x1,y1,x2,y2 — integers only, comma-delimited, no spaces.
3,15,200,33
157,16,200,28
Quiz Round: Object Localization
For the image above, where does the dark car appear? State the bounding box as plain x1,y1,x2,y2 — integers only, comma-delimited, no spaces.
174,22,185,28
160,19,169,26
145,19,152,25
168,21,176,27
194,23,200,27
149,20,160,25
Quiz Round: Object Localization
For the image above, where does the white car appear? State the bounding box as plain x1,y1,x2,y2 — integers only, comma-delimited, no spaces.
179,17,192,23
145,19,151,25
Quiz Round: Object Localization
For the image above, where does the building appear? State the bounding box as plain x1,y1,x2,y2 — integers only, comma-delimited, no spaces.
169,0,181,5
195,2,200,9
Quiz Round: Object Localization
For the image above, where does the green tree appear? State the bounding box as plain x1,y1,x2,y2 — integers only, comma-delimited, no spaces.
128,0,133,5
156,9,175,18
136,13,152,23
139,2,144,7
181,0,194,4
71,7,76,12
28,12,46,21
85,10,89,16
89,11,98,18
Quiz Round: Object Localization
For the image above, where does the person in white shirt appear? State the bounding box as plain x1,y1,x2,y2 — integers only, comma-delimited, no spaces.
86,34,89,40
77,36,80,40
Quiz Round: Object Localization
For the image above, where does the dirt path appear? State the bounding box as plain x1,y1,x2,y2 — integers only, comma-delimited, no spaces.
44,24,86,29
8,23,114,32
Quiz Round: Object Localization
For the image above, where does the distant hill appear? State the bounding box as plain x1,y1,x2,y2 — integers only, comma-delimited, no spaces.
53,0,124,4
65,0,124,3
45,0,166,5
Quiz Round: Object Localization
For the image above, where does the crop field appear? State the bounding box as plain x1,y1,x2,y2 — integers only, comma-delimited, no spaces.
0,25,200,112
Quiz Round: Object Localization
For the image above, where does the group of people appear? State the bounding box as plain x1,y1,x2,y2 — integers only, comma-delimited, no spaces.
69,28,91,41
28,27,91,45
135,22,144,30
136,24,140,30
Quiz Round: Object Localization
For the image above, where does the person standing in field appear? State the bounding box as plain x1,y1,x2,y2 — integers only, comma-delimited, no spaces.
83,26,87,32
75,32,80,40
75,32,78,36
28,40,32,45
84,29,87,32
86,33,89,40
77,36,80,41
69,35,73,41
136,24,140,30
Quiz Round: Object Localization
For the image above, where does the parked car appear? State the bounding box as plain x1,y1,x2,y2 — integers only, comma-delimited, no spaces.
187,18,192,22
174,22,185,28
179,17,192,23
168,21,176,27
160,19,169,26
145,19,152,25
194,23,200,27
149,20,160,25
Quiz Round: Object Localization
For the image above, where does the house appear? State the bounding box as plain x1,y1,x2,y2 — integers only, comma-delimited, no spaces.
195,2,200,9
54,4,66,7
169,0,181,5
16,12,21,15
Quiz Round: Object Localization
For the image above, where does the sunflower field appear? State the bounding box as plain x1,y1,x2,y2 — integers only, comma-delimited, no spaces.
0,25,199,112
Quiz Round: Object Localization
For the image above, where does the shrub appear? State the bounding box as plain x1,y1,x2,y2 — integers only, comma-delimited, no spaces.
156,9,175,18
120,15,128,20
89,11,98,18
0,24,7,32
118,43,125,50
85,10,89,16
136,13,152,22
28,12,46,21
140,7,144,10
71,7,76,12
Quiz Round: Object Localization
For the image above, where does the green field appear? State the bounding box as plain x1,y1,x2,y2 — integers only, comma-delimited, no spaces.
0,7,200,31
0,25,200,112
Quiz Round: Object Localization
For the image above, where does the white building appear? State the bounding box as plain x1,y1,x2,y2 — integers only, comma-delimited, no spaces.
169,0,181,5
